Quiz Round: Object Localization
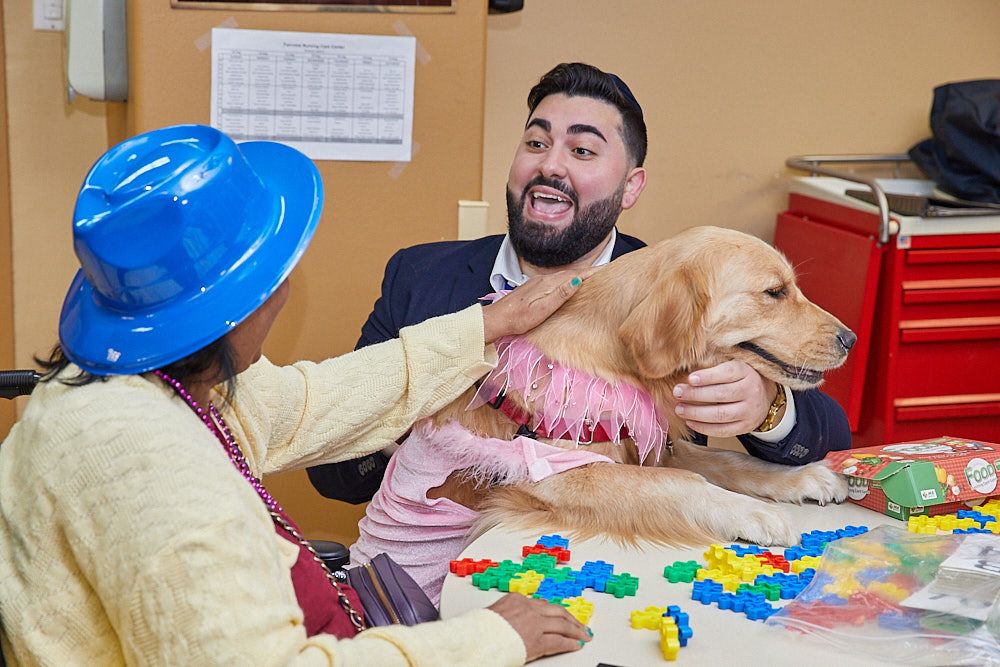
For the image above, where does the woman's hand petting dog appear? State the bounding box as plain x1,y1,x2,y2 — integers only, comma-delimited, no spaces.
481,268,600,343
672,360,781,437
488,593,591,662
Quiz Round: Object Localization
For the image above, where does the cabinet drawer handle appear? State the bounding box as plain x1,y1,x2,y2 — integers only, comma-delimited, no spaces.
895,395,1000,422
902,286,1000,304
907,247,1000,265
900,325,1000,343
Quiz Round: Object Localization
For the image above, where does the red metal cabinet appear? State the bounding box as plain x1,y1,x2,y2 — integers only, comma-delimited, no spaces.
775,177,1000,447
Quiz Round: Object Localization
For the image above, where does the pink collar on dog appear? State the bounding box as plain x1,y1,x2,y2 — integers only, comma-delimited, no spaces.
469,335,669,463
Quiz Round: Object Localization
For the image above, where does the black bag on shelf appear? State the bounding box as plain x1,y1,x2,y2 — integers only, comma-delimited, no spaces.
909,79,1000,205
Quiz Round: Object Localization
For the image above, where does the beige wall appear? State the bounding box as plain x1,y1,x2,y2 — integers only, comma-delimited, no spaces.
0,2,13,436
2,0,110,431
483,0,1000,243
3,0,110,371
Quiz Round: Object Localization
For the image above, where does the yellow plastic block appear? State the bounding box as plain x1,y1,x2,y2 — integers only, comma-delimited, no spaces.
937,515,957,532
509,571,544,596
867,581,908,603
659,618,680,661
980,500,1000,517
696,567,726,582
564,597,594,625
790,555,822,574
719,574,741,592
630,606,667,630
823,577,860,598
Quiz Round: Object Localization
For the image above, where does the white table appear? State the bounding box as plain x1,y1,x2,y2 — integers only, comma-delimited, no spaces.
441,502,904,666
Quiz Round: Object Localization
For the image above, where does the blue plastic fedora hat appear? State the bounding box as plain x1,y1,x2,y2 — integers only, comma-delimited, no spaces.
59,124,323,375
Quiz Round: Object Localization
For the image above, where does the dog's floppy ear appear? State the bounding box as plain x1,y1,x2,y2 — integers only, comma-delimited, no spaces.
618,263,709,379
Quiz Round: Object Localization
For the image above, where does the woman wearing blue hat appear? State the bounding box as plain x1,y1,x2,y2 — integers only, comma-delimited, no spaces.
0,125,592,665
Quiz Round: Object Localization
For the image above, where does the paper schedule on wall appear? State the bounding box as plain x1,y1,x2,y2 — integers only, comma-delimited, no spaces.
211,28,415,162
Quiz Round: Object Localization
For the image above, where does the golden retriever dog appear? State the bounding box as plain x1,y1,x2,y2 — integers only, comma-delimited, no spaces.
352,226,852,599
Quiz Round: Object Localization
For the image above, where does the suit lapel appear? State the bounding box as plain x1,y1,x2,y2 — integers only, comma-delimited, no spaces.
611,232,646,259
448,235,505,310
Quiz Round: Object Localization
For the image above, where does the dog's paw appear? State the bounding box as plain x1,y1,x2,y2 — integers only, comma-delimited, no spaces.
703,489,797,546
787,462,849,506
735,502,798,546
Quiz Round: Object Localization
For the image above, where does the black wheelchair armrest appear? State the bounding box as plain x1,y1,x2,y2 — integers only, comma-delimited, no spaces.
0,370,40,400
310,539,350,573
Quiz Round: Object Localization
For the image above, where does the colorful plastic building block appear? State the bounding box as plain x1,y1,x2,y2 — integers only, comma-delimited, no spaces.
533,578,585,602
604,572,639,598
878,611,921,631
727,544,765,557
631,603,692,656
522,544,572,562
663,560,700,583
563,596,594,624
790,555,822,574
756,551,790,573
630,605,668,630
659,617,680,661
449,558,499,577
691,579,724,604
579,560,615,591
536,534,570,549
508,570,545,596
522,553,558,574
664,605,692,647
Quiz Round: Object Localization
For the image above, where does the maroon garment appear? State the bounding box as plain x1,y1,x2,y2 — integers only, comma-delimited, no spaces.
271,504,364,638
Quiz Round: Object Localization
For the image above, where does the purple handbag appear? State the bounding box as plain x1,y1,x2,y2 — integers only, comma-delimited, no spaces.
346,553,440,627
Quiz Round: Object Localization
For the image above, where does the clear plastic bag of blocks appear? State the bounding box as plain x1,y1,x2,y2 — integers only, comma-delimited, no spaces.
767,525,1000,666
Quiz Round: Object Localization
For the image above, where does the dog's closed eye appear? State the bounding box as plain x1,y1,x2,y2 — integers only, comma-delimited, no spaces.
764,285,788,299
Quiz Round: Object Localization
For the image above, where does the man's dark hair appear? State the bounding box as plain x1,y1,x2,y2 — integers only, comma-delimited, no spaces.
527,62,647,168
35,335,239,400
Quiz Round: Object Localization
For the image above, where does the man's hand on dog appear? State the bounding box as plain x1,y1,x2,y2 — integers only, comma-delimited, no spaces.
488,593,591,661
481,268,599,343
672,360,782,437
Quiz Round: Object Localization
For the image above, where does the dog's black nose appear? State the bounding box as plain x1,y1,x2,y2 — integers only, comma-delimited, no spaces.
837,328,857,352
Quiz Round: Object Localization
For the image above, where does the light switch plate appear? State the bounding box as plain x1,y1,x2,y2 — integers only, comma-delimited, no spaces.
34,0,65,31
458,200,489,241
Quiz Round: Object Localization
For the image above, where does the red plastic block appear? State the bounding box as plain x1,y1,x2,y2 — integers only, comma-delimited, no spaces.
755,552,790,573
449,558,499,577
521,545,571,562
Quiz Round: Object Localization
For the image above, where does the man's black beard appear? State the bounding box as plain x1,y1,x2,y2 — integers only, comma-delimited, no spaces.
506,177,624,268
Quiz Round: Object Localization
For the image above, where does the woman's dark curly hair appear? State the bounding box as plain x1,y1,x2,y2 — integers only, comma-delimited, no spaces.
35,335,239,401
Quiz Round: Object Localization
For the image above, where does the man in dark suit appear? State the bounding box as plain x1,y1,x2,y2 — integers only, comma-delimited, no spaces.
308,63,850,504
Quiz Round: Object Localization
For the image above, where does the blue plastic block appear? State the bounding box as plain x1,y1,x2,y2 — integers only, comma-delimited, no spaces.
957,511,990,527
691,580,723,604
581,560,615,575
537,534,570,548
745,602,777,621
727,544,765,556
879,612,921,631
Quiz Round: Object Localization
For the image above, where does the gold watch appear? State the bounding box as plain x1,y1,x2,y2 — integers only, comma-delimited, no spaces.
756,384,787,432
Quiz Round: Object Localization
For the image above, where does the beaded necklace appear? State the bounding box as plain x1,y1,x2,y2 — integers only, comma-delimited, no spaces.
153,369,366,632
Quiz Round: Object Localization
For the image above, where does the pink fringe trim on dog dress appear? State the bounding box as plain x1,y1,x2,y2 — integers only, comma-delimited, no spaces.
469,336,669,462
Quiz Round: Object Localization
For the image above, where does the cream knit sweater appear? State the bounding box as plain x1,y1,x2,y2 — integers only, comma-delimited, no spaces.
0,305,526,666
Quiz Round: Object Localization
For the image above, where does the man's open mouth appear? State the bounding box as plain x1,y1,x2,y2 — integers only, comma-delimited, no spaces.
529,190,573,216
737,341,825,385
